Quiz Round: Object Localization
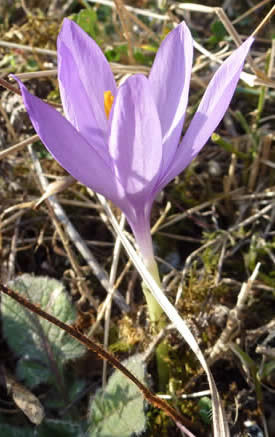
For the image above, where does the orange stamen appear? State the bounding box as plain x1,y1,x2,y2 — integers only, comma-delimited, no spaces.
104,90,114,119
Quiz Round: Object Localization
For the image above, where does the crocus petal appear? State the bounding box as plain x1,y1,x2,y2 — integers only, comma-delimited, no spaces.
149,22,193,173
14,78,123,207
58,40,106,150
58,18,116,135
160,36,254,189
108,75,162,218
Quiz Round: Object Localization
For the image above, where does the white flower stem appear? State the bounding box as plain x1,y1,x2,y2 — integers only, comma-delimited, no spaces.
134,224,170,390
132,221,165,325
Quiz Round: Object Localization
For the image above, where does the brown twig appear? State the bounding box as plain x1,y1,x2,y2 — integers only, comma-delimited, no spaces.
252,5,275,37
113,0,135,64
232,0,272,25
208,263,261,365
0,134,39,161
0,77,22,96
0,77,61,108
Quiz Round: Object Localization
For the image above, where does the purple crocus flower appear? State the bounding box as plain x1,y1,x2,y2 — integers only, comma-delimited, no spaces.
14,18,253,271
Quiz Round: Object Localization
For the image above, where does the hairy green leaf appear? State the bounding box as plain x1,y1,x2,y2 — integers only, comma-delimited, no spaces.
88,354,147,437
2,274,85,388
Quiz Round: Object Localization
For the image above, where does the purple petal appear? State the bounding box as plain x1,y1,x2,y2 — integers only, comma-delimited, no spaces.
149,22,193,173
58,40,106,150
161,36,254,188
108,75,162,215
58,18,116,136
14,77,124,206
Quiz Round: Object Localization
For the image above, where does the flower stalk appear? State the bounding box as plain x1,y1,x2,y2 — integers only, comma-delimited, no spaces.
141,260,170,390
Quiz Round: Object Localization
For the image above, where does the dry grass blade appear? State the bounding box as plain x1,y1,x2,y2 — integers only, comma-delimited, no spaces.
34,175,76,207
0,134,39,161
13,70,58,80
11,63,150,78
172,2,274,79
124,8,161,44
171,3,214,14
0,102,17,140
232,0,273,24
87,0,169,20
251,5,275,37
0,40,57,56
102,214,126,387
208,263,261,365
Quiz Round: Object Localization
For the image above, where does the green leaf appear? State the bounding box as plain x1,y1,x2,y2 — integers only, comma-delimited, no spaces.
198,396,213,425
133,50,147,64
16,358,52,388
0,417,86,436
88,354,147,437
68,378,86,402
259,360,275,381
2,274,85,388
0,421,33,437
208,20,227,46
212,21,226,41
97,5,111,22
37,419,86,437
105,48,121,62
105,45,127,62
229,343,263,402
71,10,98,40
44,378,86,409
26,58,38,72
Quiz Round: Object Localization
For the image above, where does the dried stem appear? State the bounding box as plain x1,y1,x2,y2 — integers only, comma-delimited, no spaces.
113,0,135,64
208,263,261,364
0,134,39,161
102,214,125,387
